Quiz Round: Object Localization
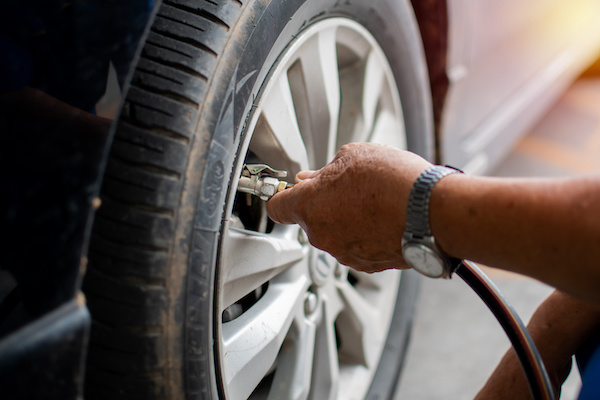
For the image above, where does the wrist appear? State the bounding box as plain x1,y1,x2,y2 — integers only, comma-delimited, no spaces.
401,165,463,278
428,172,468,258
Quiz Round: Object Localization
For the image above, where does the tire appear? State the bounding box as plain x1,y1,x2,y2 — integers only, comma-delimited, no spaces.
83,1,434,399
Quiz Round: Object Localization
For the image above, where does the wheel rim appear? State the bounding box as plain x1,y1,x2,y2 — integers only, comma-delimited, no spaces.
217,18,407,400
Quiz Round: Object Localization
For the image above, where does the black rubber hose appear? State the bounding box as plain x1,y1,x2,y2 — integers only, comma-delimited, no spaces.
453,260,556,400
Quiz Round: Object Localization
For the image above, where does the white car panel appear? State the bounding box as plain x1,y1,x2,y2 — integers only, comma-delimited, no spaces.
442,0,600,174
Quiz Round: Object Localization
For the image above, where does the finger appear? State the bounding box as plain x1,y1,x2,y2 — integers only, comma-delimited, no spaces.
266,185,300,225
295,170,317,183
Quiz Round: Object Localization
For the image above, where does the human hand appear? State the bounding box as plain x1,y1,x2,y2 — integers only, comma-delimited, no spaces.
266,142,432,273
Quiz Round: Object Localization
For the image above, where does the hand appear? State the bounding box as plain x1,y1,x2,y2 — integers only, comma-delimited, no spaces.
266,142,432,273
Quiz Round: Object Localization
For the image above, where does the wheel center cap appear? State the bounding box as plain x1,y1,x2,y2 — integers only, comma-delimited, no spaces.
310,251,336,286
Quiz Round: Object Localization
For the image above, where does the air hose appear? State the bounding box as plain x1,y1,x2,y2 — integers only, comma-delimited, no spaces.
452,259,556,400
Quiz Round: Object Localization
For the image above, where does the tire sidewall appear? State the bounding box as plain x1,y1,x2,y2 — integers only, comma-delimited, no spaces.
181,1,434,398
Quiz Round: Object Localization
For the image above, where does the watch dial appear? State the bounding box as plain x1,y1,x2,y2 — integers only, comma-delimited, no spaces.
403,244,445,278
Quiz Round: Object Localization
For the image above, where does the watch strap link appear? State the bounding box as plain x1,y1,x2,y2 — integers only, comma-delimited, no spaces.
405,165,462,238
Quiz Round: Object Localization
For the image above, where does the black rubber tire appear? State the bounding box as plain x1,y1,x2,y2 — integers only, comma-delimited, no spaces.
83,0,433,399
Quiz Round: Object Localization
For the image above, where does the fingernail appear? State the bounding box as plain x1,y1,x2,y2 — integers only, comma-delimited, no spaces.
296,170,316,181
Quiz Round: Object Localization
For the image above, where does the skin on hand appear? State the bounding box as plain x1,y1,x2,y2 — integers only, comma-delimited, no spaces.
266,142,432,273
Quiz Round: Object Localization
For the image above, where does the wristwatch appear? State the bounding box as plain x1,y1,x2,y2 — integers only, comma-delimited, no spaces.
402,165,462,278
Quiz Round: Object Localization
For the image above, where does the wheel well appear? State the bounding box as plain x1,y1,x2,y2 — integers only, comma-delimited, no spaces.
410,0,449,163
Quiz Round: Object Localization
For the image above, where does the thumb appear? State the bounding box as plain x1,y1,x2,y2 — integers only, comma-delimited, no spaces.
295,170,317,183
268,170,317,224
266,185,300,225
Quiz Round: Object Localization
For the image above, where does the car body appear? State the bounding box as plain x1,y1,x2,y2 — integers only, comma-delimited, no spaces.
1,0,600,398
440,0,600,173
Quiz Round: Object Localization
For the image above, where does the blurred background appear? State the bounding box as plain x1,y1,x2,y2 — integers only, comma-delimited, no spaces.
397,64,600,400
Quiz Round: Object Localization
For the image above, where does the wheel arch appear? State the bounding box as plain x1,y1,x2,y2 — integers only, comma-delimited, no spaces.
409,0,449,163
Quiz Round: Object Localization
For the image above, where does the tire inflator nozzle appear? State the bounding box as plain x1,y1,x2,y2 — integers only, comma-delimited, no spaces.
237,164,293,201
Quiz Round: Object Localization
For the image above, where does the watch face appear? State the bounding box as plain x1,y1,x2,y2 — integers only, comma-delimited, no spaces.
402,244,446,278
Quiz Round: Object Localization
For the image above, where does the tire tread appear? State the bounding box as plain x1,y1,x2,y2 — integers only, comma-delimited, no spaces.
85,1,247,398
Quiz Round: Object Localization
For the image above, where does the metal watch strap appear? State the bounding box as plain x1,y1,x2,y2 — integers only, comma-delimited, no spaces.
405,165,462,238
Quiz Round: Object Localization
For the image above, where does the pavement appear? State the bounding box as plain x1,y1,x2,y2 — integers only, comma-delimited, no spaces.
395,73,600,400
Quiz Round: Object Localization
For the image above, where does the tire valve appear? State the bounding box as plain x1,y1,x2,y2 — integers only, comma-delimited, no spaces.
237,164,293,201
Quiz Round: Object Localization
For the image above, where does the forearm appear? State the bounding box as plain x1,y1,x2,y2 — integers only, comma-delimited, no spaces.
476,290,600,399
431,174,600,304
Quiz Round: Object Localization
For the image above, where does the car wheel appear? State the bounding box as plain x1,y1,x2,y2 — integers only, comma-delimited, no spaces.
83,1,433,399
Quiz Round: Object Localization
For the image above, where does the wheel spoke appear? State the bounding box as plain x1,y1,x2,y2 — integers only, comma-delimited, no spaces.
348,268,400,293
221,277,310,400
308,301,340,400
360,50,386,143
221,227,306,308
298,26,341,165
370,108,406,148
267,318,317,400
336,280,382,369
258,73,310,173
